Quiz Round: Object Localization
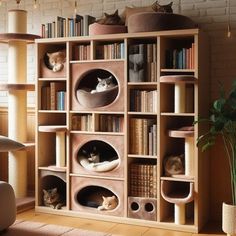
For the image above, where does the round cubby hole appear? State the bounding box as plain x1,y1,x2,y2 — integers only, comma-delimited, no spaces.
76,185,119,210
40,174,66,208
75,69,119,108
77,140,120,172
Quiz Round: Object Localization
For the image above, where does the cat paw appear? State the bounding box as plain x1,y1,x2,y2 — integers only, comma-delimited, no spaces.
97,206,104,211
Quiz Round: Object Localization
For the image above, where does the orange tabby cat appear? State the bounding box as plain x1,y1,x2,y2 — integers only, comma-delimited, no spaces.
46,50,66,72
97,195,118,211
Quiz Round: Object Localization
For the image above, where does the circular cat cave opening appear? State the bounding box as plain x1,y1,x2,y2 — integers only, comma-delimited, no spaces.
77,140,120,172
76,185,119,210
75,69,119,108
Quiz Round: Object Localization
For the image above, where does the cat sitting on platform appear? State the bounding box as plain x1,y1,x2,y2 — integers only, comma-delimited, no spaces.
96,9,124,25
97,195,118,211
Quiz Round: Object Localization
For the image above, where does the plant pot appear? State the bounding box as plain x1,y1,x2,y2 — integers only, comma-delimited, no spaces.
222,202,236,236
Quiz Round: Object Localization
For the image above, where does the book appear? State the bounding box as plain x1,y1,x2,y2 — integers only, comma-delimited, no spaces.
83,15,96,36
50,82,65,110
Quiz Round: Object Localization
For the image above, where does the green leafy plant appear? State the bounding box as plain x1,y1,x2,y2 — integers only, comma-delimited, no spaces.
195,80,236,205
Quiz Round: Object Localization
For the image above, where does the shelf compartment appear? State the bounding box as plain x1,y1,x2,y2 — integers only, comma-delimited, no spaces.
128,197,157,221
71,176,124,216
161,180,194,225
160,82,194,114
71,61,124,112
72,42,91,61
38,170,66,209
37,112,66,126
128,158,157,198
71,113,93,132
71,134,124,178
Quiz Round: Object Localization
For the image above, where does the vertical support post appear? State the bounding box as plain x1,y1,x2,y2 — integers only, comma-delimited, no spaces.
174,83,186,113
56,131,66,167
185,137,194,177
174,203,186,225
8,10,28,198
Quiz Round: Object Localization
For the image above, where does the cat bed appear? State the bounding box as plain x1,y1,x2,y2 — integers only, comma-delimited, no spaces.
89,23,127,35
79,156,119,172
76,85,118,108
127,12,197,33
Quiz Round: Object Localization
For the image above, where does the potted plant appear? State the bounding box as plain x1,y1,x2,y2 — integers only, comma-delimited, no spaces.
195,80,236,235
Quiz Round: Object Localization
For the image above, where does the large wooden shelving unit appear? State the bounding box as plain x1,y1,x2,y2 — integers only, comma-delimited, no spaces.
35,28,209,233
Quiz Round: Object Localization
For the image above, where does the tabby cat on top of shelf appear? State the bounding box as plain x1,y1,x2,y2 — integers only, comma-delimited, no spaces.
96,9,124,25
91,76,116,94
156,1,173,13
43,188,65,209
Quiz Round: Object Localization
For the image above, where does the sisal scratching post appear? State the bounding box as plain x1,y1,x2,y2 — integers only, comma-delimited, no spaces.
56,131,66,167
185,137,194,176
174,203,185,225
8,9,28,198
174,83,186,113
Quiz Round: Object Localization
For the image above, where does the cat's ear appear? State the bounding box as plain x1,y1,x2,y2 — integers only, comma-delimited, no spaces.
97,77,102,82
47,53,51,57
104,13,109,17
169,2,173,6
52,188,57,193
102,196,106,201
114,9,118,15
43,189,47,194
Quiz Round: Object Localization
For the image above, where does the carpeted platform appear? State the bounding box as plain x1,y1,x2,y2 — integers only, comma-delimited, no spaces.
0,220,111,236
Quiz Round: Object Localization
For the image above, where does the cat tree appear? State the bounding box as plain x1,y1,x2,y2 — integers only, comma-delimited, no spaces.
0,7,39,199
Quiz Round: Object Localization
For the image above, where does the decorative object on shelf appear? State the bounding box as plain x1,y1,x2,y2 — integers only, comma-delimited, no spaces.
96,9,124,25
43,187,65,209
44,49,66,72
195,80,236,236
97,195,118,211
161,180,194,225
89,22,127,35
128,12,197,33
77,85,118,108
163,154,185,177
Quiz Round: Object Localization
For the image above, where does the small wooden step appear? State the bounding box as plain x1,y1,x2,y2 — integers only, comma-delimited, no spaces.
16,196,35,213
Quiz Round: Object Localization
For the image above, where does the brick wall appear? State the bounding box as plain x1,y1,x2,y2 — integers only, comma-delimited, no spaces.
0,0,235,221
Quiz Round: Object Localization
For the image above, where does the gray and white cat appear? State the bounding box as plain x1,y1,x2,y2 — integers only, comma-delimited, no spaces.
163,154,185,176
43,188,65,209
91,76,116,94
97,195,118,211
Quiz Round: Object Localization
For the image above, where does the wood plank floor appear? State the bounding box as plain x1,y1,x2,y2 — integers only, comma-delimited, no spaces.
16,210,225,236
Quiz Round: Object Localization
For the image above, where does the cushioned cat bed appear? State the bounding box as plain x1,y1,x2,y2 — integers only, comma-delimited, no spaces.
128,12,197,33
79,156,119,172
89,23,127,35
76,86,118,108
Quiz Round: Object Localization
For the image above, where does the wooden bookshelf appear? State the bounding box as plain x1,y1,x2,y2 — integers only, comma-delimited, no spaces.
35,28,209,233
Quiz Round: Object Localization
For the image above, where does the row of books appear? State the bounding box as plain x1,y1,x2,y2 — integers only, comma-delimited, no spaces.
41,82,66,110
129,118,157,156
129,163,157,198
71,114,93,131
130,89,158,113
96,42,125,60
73,44,91,61
41,14,96,38
165,43,195,69
129,43,157,82
99,115,124,133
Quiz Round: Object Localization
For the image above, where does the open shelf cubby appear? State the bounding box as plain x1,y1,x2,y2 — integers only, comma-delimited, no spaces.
35,29,209,233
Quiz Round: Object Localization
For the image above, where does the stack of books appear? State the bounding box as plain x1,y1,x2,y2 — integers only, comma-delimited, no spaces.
41,14,96,38
71,114,93,131
129,162,157,198
129,118,157,156
99,115,124,132
96,42,125,59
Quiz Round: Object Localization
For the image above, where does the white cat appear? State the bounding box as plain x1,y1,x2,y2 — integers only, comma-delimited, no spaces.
91,76,116,94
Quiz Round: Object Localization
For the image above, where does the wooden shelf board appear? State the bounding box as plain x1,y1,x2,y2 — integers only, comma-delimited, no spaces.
0,33,40,43
160,75,196,83
168,128,194,138
38,166,67,172
128,112,157,116
0,83,35,91
161,112,195,116
69,173,124,181
38,110,67,114
70,111,125,115
70,59,125,64
161,176,194,182
128,82,158,86
161,69,195,73
38,77,67,81
70,131,124,136
128,154,158,159
38,125,67,132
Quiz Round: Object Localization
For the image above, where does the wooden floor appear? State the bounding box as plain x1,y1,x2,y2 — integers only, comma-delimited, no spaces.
16,209,225,236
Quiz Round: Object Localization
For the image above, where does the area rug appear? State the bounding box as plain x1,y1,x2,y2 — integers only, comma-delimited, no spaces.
0,220,111,236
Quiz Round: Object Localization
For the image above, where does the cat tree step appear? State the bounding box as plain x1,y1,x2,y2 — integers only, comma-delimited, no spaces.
0,83,35,91
160,75,196,83
38,125,67,132
0,33,40,43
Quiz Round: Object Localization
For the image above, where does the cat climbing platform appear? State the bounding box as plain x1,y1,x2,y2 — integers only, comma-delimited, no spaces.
0,9,39,212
